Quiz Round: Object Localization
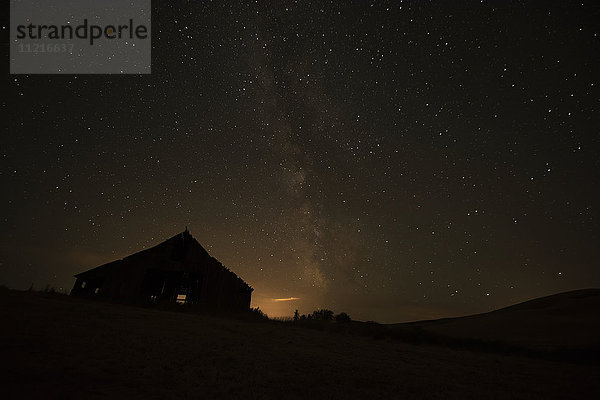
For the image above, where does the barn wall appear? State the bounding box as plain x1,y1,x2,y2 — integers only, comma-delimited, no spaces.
71,232,253,311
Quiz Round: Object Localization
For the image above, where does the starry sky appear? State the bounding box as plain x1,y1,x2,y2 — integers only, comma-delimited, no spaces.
2,1,599,322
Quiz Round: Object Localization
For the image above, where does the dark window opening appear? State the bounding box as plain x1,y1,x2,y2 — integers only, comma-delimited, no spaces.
141,269,203,305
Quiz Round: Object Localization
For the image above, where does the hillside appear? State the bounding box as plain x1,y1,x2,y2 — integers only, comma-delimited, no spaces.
394,289,600,352
1,289,599,399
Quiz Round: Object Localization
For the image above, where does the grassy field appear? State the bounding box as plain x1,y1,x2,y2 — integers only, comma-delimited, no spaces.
1,289,599,399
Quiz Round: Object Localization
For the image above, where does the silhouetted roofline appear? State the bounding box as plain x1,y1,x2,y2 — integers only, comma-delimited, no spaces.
73,230,253,291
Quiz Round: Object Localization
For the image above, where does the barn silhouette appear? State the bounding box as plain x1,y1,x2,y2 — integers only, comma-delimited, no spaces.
71,229,253,311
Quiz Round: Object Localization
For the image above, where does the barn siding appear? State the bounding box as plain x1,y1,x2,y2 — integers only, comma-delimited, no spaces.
71,230,253,311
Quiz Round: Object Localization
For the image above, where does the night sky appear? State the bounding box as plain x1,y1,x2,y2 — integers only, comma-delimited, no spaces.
3,1,599,322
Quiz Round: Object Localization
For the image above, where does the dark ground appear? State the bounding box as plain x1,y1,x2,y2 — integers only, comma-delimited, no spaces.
1,289,599,399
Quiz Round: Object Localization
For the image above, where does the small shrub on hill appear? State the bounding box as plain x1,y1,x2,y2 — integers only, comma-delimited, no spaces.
335,312,351,322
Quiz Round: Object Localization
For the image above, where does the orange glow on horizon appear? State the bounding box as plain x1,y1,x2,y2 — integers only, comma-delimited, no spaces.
272,297,300,302
251,295,302,318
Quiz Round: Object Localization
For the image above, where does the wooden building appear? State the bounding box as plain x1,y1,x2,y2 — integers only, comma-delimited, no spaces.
71,229,253,311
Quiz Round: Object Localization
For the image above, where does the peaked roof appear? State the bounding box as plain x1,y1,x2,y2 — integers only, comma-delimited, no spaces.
74,229,253,291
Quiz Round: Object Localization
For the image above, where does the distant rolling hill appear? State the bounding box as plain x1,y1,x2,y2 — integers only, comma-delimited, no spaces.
393,289,600,353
